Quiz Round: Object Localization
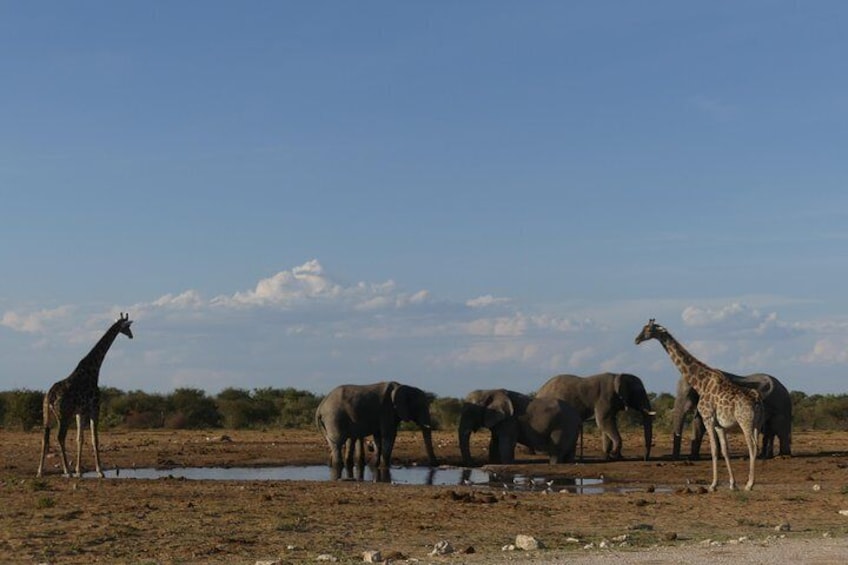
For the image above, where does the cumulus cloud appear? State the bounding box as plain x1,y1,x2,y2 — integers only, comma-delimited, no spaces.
681,302,799,341
450,341,540,365
801,338,848,365
1,305,74,333
208,259,431,313
682,303,765,329
466,295,510,308
152,290,205,309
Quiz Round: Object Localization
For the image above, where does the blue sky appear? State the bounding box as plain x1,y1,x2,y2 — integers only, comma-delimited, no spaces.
2,2,847,398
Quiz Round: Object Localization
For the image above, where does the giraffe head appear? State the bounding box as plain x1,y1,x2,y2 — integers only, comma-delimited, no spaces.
118,312,134,339
634,318,666,345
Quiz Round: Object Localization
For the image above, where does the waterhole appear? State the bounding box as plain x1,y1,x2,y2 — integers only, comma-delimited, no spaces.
83,465,644,492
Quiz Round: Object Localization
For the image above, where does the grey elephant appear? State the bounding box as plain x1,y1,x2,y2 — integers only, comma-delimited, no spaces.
672,372,792,460
315,381,438,480
458,389,582,466
536,373,655,461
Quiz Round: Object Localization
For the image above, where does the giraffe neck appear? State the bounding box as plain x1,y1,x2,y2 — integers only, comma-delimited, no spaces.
75,321,123,381
656,331,713,392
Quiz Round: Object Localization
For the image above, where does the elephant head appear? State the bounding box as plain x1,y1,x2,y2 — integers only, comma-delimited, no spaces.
458,389,529,466
614,373,656,461
389,383,438,466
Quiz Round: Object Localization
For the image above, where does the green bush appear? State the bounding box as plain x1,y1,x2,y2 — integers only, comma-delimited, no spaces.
1,389,43,431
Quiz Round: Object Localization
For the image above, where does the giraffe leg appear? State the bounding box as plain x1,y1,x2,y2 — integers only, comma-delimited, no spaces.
704,417,719,492
743,426,757,491
74,414,85,477
90,416,104,478
56,418,72,477
37,424,51,478
715,427,736,490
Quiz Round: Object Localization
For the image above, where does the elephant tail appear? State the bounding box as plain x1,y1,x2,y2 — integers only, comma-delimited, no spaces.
315,409,325,434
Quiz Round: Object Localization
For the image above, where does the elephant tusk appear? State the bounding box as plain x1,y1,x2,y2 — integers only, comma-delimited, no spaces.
645,410,657,416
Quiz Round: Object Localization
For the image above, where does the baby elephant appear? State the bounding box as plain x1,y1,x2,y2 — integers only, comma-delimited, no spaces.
458,388,581,466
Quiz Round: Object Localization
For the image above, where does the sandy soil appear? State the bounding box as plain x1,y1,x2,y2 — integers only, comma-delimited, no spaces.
2,427,848,563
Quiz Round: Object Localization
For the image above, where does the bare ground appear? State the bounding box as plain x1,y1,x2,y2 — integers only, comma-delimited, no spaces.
2,428,848,563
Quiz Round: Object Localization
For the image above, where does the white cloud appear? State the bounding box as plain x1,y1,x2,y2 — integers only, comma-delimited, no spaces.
465,313,529,337
466,295,510,308
682,303,764,329
568,347,596,368
449,341,540,365
1,305,74,333
801,338,848,365
152,290,204,309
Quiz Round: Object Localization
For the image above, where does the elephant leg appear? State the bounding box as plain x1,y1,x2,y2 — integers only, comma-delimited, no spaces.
343,437,356,478
325,435,344,480
778,427,792,457
690,413,706,460
597,409,622,459
488,432,500,463
379,430,396,469
497,434,516,464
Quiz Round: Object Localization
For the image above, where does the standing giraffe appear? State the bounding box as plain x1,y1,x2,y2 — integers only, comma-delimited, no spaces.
37,313,134,478
635,319,763,491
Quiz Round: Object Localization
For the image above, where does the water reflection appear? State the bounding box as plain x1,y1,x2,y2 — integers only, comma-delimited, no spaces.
84,465,631,492
86,465,492,485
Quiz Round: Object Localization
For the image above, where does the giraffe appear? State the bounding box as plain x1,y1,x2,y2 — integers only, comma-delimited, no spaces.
36,313,134,478
635,319,763,491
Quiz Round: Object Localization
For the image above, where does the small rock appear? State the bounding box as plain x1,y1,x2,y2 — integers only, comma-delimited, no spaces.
515,534,543,550
501,544,516,551
583,543,595,550
813,484,821,492
699,539,713,547
430,540,454,556
316,556,337,562
255,561,281,565
598,540,609,548
362,550,382,563
611,534,628,543
838,510,848,516
565,537,581,543
775,523,791,532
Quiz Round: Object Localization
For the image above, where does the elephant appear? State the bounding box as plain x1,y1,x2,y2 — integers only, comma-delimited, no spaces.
672,371,792,460
458,389,582,466
315,381,438,480
536,373,655,461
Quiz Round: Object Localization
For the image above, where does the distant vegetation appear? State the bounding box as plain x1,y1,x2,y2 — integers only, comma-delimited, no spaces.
0,387,845,433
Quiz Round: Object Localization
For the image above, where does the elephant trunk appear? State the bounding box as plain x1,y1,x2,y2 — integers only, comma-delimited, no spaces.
421,425,437,467
457,408,476,467
642,410,654,461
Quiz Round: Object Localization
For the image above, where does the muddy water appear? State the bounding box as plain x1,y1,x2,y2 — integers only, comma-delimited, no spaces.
82,465,645,493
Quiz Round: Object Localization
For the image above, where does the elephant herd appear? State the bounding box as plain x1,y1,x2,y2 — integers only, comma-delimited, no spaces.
316,367,793,479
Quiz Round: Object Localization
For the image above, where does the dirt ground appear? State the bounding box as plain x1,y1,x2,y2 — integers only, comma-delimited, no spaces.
2,427,848,564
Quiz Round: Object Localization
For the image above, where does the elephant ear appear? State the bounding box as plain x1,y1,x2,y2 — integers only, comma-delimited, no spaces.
614,373,631,408
391,384,414,422
483,391,514,428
